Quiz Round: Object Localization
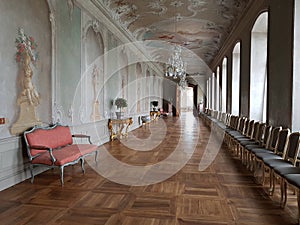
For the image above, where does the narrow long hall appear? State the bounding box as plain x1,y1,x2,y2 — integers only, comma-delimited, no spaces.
0,113,297,225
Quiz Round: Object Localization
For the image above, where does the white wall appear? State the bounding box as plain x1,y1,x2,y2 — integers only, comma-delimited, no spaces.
0,0,51,190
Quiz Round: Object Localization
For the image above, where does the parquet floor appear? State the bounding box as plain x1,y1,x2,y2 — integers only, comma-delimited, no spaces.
0,112,299,225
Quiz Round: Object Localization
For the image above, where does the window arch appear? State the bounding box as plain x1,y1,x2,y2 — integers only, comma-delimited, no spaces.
232,42,241,115
250,12,268,122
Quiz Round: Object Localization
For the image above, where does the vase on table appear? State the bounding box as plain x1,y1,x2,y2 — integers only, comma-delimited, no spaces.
115,112,124,119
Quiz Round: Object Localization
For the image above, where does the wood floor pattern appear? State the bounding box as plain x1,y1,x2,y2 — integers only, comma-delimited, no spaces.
0,112,298,225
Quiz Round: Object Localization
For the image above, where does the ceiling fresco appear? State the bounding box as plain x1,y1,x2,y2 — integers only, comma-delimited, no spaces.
100,0,250,76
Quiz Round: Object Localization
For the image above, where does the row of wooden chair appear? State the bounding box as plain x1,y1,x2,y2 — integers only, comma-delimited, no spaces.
200,109,300,224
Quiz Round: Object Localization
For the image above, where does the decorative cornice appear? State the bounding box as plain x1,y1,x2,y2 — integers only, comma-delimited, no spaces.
75,0,136,44
75,0,163,77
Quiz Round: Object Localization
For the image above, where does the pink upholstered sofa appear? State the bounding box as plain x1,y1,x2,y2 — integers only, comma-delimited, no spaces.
24,123,98,185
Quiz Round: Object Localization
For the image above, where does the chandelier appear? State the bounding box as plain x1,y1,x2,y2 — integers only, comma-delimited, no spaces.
165,44,188,89
164,7,188,89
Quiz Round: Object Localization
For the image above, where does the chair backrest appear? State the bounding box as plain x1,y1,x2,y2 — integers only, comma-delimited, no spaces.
216,111,221,120
246,120,255,138
213,110,218,119
250,122,260,140
233,116,239,129
274,128,290,155
261,125,272,147
227,115,233,128
217,112,222,121
224,113,231,125
237,117,247,133
283,132,300,165
220,112,226,123
207,109,212,116
266,126,282,151
229,115,238,130
242,119,250,135
255,123,266,144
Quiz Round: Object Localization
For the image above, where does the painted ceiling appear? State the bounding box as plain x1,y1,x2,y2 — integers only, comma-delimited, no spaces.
99,0,250,78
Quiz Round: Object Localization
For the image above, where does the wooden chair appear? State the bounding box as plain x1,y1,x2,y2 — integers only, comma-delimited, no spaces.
251,127,281,173
255,128,290,194
263,132,300,196
241,123,266,169
246,125,272,171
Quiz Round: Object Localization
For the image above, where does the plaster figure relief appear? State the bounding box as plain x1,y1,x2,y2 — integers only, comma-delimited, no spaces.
11,28,41,135
91,64,101,121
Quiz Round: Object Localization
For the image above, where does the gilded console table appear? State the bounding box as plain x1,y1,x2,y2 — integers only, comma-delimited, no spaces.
108,117,133,141
150,111,160,120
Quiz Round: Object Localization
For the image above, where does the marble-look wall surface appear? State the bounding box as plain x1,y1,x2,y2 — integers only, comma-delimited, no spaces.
0,0,164,190
0,0,51,190
0,0,51,138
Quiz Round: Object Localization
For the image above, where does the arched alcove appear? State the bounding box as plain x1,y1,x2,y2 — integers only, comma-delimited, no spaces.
82,24,105,122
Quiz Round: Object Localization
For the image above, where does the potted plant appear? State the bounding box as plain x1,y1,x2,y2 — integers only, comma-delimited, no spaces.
114,97,128,119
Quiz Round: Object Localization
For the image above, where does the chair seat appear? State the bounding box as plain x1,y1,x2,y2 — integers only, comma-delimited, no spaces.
239,140,257,146
250,148,272,154
263,158,292,169
232,134,246,139
274,166,300,176
236,137,252,142
284,174,300,188
217,123,227,130
245,144,261,151
225,128,235,133
255,152,281,161
227,130,241,135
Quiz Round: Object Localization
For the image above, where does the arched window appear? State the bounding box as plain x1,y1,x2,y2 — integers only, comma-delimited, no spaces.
293,1,300,131
222,57,227,112
211,73,216,110
216,67,220,111
206,79,210,109
232,42,241,115
250,12,268,122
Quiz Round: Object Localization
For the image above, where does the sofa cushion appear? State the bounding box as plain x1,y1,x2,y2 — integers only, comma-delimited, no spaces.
26,125,73,156
32,145,82,166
